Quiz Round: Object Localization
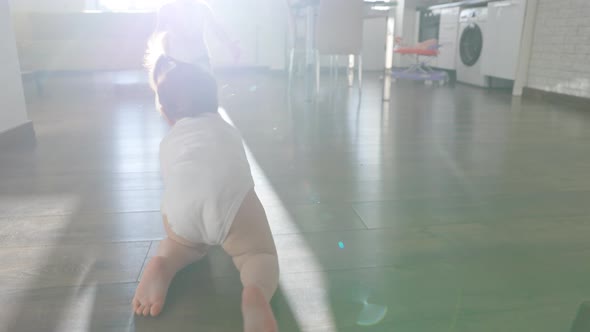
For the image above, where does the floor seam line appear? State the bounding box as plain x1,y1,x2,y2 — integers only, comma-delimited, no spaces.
136,241,153,282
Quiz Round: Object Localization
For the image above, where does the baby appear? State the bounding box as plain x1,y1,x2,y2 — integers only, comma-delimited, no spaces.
132,55,278,332
146,0,240,116
146,0,240,71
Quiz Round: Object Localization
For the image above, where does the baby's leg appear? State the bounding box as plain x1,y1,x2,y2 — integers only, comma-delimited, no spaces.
222,190,279,332
133,216,208,317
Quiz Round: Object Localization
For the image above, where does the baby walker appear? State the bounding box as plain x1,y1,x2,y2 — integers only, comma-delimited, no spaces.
392,37,448,85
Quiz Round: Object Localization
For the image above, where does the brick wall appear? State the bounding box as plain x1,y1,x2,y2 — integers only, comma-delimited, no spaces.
527,0,590,98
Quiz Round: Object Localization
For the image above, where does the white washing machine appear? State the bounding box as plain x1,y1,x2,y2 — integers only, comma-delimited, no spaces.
456,7,489,87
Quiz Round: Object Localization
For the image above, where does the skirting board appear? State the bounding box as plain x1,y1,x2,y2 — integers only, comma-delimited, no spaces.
523,87,590,111
0,121,36,152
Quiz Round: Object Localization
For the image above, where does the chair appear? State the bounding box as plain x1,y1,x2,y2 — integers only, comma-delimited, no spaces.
286,0,318,90
314,0,364,95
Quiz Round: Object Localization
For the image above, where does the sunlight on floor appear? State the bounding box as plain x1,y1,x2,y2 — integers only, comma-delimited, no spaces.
219,107,338,331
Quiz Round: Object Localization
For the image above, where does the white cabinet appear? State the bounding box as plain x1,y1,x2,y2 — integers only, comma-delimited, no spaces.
434,6,459,70
482,0,526,80
440,6,460,26
362,17,387,70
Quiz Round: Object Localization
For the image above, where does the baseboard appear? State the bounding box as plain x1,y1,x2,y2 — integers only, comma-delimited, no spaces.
0,121,36,152
523,87,590,110
213,66,271,74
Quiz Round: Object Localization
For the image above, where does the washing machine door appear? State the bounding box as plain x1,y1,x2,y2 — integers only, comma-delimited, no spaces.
459,23,483,67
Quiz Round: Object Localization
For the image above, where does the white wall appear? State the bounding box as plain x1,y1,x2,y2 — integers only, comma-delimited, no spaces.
205,0,289,69
390,0,419,67
10,0,289,70
400,3,418,67
258,0,289,70
526,0,590,98
8,0,85,12
392,0,406,66
0,0,29,133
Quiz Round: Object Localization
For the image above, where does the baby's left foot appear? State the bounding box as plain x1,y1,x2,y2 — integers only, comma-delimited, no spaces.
132,256,176,317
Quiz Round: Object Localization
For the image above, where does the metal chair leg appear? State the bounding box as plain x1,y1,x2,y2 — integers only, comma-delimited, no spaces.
348,55,355,87
329,55,335,81
288,48,295,90
334,55,340,83
315,50,321,95
358,54,363,98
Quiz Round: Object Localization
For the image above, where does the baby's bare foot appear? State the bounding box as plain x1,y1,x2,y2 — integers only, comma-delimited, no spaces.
242,286,278,332
132,256,176,317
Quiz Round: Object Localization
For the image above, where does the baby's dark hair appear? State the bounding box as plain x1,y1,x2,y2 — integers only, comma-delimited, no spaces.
152,55,218,121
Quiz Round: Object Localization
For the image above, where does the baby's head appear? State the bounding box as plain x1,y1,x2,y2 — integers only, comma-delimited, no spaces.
152,55,218,124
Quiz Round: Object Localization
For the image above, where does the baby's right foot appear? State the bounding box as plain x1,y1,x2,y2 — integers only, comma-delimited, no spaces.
132,256,176,317
242,286,278,332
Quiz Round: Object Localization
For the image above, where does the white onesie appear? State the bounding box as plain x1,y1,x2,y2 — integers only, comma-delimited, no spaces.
160,113,254,246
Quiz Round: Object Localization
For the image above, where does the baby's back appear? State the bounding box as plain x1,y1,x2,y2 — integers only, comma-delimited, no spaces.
160,113,250,184
159,113,254,245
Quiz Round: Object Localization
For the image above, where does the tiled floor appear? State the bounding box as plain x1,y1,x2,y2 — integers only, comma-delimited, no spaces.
1,72,589,331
